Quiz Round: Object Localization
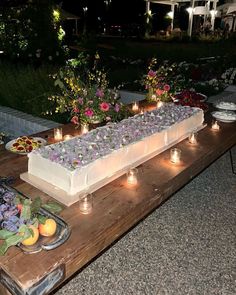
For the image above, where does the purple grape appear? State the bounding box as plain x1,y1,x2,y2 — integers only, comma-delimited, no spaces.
0,187,6,194
3,192,15,203
1,216,24,232
3,206,18,219
0,204,9,212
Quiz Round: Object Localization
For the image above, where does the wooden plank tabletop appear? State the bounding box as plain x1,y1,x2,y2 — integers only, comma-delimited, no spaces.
0,111,235,295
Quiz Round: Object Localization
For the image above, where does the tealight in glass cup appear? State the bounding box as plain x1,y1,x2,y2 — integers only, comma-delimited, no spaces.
54,127,63,141
126,168,138,186
79,193,93,215
81,124,89,135
132,101,139,112
170,148,181,164
211,120,220,131
188,132,198,144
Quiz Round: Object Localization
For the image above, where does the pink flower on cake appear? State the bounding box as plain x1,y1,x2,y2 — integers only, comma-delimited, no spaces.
96,89,104,98
100,102,110,112
78,97,83,105
163,84,170,92
71,115,79,125
84,108,94,117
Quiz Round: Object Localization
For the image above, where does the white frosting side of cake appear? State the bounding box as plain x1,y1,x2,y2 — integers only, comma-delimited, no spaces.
28,105,204,195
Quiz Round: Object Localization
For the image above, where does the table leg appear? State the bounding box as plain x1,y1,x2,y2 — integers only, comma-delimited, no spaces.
229,149,236,175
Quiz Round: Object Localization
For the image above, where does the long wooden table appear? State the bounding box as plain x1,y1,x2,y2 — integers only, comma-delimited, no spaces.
0,112,235,295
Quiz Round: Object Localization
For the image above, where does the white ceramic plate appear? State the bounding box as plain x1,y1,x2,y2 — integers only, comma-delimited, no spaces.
214,101,236,111
5,137,47,155
211,111,236,123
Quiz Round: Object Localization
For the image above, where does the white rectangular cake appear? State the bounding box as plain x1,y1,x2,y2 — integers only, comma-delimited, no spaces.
27,104,204,196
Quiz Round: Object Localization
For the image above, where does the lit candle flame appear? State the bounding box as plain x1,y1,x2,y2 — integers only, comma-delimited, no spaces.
212,121,220,131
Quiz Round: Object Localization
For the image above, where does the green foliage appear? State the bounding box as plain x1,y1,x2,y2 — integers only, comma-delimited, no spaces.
0,60,63,121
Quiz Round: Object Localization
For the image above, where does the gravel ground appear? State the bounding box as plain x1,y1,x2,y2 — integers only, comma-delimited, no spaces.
54,90,236,295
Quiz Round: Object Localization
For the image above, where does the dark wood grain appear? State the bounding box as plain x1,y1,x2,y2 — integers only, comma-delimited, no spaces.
0,113,235,295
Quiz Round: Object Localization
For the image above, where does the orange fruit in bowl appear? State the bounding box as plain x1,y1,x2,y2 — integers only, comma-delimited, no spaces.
38,218,57,237
21,225,39,246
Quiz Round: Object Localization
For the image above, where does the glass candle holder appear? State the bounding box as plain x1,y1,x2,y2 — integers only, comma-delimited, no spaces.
170,148,181,164
81,124,89,134
132,101,139,112
188,132,198,144
127,168,138,186
212,120,220,131
63,134,73,141
79,193,93,215
156,101,163,109
54,127,63,141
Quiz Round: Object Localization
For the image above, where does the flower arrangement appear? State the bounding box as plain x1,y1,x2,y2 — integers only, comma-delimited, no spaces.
48,54,128,127
141,58,174,103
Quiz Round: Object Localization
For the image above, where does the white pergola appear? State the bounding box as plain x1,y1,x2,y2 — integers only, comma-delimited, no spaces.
144,0,219,36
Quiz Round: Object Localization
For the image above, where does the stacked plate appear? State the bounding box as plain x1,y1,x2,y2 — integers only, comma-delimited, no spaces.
214,101,236,111
212,101,236,123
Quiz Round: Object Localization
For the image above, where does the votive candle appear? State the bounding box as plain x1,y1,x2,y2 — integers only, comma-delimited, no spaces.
79,194,93,214
156,101,163,108
212,121,220,131
188,132,197,144
81,124,89,134
127,168,138,185
170,148,181,164
54,127,63,141
132,101,139,112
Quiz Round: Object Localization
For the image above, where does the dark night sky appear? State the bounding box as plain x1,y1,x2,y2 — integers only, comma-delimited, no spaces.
61,0,191,31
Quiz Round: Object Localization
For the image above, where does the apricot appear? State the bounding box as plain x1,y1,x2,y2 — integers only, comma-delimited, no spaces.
38,218,57,237
21,225,39,246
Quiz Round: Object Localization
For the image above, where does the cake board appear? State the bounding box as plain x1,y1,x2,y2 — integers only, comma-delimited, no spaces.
20,124,206,206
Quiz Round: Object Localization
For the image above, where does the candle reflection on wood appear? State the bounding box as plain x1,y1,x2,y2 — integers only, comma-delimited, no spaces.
64,134,73,141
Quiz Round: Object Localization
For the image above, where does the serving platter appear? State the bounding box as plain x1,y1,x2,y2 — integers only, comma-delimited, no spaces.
211,111,236,123
0,181,71,254
5,136,47,155
214,101,236,111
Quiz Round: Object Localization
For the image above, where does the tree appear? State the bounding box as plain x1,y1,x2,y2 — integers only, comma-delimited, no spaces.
0,0,65,63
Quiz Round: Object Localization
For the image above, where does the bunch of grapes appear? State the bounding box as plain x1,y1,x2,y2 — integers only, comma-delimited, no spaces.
0,186,23,233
